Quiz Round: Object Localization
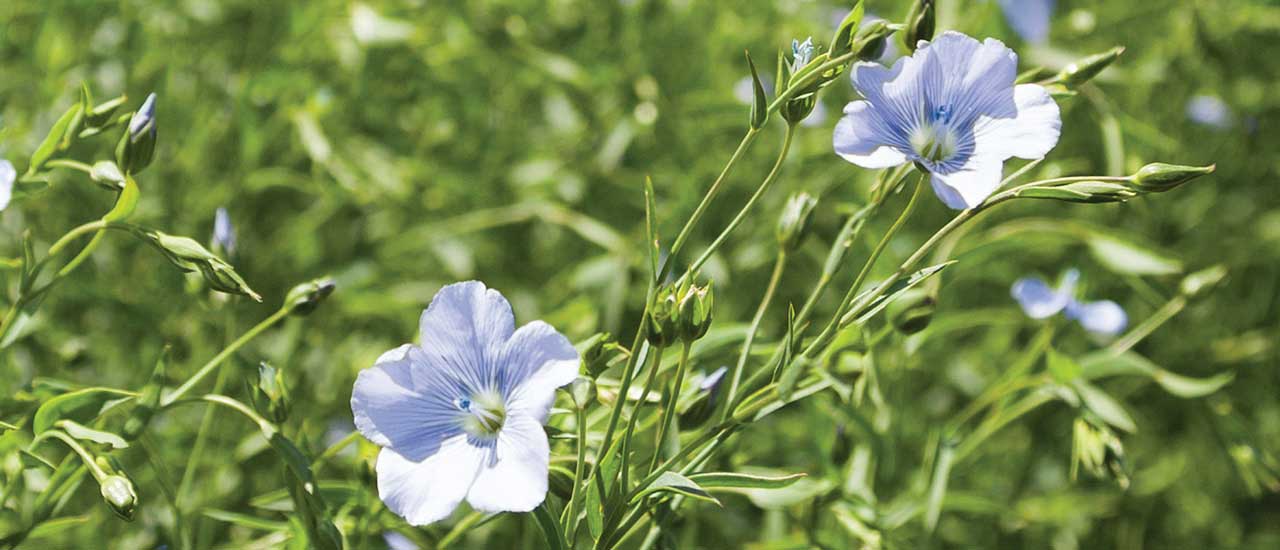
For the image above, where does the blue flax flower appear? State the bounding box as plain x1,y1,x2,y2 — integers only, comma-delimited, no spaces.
998,0,1054,45
833,31,1061,209
351,281,579,525
213,207,237,256
1011,269,1127,336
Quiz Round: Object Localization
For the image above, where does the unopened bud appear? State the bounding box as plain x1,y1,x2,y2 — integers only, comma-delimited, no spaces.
853,20,893,61
886,288,936,335
144,229,261,301
100,474,138,520
679,366,728,430
250,362,291,424
776,192,819,251
1071,416,1129,489
647,286,681,348
903,0,935,53
115,93,157,174
677,281,714,343
285,277,336,316
569,376,595,409
1054,47,1124,88
1129,163,1216,193
1179,264,1228,298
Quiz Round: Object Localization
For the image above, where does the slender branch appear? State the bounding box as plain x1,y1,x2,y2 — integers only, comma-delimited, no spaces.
722,250,787,423
163,307,292,406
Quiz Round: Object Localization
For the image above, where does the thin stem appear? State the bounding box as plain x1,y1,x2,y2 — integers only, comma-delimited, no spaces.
561,404,590,539
1107,295,1186,355
620,348,665,491
680,124,796,280
38,430,110,481
722,250,788,423
648,342,692,474
163,307,291,406
44,159,94,174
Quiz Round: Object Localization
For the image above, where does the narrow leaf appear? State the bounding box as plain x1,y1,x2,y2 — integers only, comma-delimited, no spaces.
33,388,135,435
1087,235,1182,275
745,51,768,130
630,471,720,506
687,471,806,491
1073,381,1137,433
56,419,128,450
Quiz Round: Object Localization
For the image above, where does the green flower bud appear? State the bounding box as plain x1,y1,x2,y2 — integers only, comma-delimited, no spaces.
886,288,936,335
1054,47,1124,89
114,93,157,174
903,0,935,53
577,332,616,378
853,20,893,62
776,192,819,251
285,277,337,316
677,281,714,343
1180,264,1228,298
1129,163,1216,193
249,362,291,424
679,366,728,430
647,286,681,348
569,376,595,409
99,474,138,520
1071,415,1129,489
142,229,262,302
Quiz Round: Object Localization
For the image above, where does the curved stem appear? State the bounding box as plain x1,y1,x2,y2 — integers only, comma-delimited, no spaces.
722,250,788,423
162,307,291,407
680,124,796,281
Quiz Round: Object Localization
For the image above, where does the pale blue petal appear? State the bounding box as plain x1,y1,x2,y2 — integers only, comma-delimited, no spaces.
973,84,1061,160
929,156,1004,209
0,160,13,211
465,414,550,513
833,101,910,168
383,532,419,550
499,321,579,420
1066,299,1128,336
351,344,466,461
999,0,1054,45
918,33,1018,126
1011,276,1071,319
1186,95,1232,129
376,438,486,526
418,281,515,395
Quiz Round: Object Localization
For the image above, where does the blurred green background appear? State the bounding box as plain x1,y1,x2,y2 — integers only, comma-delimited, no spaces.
1,0,1277,548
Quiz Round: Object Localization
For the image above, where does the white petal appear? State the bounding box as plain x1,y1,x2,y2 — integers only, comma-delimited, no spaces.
0,160,14,212
975,84,1061,161
1068,300,1128,336
352,344,463,460
833,101,909,169
929,157,1004,210
376,437,485,526
1011,277,1070,319
418,281,515,391
466,415,551,514
499,321,579,421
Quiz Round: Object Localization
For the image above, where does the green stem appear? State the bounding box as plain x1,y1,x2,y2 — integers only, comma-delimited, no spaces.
648,342,692,475
1107,295,1186,355
44,159,94,174
561,404,589,539
722,250,787,423
38,430,110,482
680,124,796,280
619,348,664,493
163,307,291,407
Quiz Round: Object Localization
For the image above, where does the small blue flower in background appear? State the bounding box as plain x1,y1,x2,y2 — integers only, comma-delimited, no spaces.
833,32,1061,210
1186,95,1233,129
213,207,237,256
1011,269,1128,336
351,281,579,525
998,0,1055,45
0,159,15,211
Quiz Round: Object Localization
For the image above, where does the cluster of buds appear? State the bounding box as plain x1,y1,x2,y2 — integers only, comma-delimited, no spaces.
1071,415,1129,489
647,280,714,348
903,0,935,53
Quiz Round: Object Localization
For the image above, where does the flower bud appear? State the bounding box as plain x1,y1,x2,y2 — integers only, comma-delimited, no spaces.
285,277,337,316
577,332,617,377
853,19,893,62
776,192,819,251
143,229,262,301
647,286,681,348
569,376,595,409
903,0,935,53
679,366,728,430
212,207,237,258
1128,163,1216,193
677,281,714,343
886,288,936,335
99,474,138,520
250,362,291,424
115,93,157,174
1054,47,1124,89
1179,264,1228,298
780,38,820,125
1071,415,1129,489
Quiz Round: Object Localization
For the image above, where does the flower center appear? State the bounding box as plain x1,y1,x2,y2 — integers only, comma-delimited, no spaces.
910,105,959,163
456,390,506,438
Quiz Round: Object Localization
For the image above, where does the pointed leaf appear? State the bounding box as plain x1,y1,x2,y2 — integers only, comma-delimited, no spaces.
1087,235,1182,275
745,51,768,130
56,419,128,450
1073,381,1137,433
33,388,135,435
630,471,719,506
687,471,806,491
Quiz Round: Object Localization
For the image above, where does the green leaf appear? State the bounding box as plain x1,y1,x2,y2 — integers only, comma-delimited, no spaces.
0,420,16,432
829,1,866,57
844,261,956,326
55,419,128,450
203,509,289,531
1073,381,1137,433
644,176,660,281
1087,234,1182,276
740,471,835,509
1046,348,1083,383
924,438,956,532
33,388,135,435
745,51,768,130
687,471,806,491
27,103,82,174
21,449,57,471
1079,351,1234,398
532,503,567,550
630,471,720,506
